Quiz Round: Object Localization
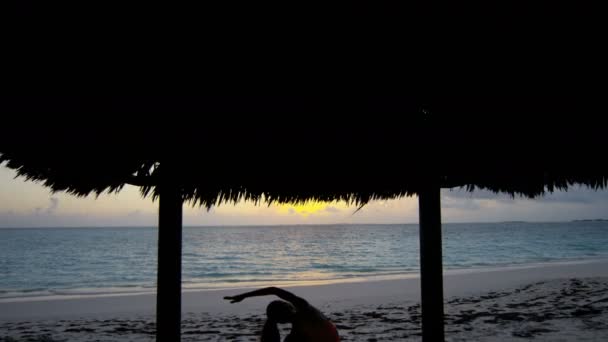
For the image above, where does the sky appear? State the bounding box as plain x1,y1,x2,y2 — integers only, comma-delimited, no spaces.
1,165,607,227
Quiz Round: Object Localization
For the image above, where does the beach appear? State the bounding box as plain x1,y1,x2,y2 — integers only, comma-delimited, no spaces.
2,260,608,341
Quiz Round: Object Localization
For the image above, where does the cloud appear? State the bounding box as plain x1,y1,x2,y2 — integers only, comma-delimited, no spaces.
324,206,341,213
127,209,142,217
46,197,59,214
31,198,60,215
443,186,608,205
535,188,608,204
441,189,488,210
441,197,482,210
443,188,512,201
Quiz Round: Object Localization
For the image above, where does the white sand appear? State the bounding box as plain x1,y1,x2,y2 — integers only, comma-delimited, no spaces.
2,259,608,341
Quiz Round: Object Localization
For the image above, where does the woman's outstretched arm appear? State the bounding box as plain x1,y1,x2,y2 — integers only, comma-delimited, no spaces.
224,287,308,309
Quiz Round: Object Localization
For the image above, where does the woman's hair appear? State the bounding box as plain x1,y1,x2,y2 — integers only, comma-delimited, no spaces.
266,300,296,323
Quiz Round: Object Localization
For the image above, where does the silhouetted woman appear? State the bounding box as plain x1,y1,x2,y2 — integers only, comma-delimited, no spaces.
224,287,340,342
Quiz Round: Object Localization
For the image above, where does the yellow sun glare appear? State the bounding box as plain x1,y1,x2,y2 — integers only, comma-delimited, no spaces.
276,201,349,216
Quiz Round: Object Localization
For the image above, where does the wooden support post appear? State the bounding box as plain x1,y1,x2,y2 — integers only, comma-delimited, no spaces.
156,182,183,341
418,184,445,341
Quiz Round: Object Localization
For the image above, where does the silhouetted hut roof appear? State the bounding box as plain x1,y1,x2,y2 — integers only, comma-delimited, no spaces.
1,96,606,208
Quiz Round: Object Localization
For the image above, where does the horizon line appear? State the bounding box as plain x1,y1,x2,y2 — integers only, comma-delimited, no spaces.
1,219,606,229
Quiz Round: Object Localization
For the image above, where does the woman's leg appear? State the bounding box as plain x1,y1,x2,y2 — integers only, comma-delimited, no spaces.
261,320,280,342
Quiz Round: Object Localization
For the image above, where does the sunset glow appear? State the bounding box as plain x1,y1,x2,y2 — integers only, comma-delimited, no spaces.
276,201,349,216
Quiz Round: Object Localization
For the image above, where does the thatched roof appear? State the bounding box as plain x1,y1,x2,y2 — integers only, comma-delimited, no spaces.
1,96,606,208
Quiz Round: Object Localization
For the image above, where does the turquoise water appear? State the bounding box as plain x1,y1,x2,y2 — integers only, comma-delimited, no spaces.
1,222,608,299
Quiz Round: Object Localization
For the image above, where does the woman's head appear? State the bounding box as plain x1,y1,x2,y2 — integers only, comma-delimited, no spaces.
266,300,296,323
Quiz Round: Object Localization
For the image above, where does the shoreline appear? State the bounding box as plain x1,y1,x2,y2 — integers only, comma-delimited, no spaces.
3,258,608,322
2,257,608,304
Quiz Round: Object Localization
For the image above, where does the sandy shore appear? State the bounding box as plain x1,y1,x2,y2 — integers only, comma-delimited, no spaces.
2,260,608,341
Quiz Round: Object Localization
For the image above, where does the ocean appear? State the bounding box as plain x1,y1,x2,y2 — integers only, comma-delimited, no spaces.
1,222,608,300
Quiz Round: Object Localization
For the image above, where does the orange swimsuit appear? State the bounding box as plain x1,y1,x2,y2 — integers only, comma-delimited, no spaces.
310,320,340,342
326,321,340,342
